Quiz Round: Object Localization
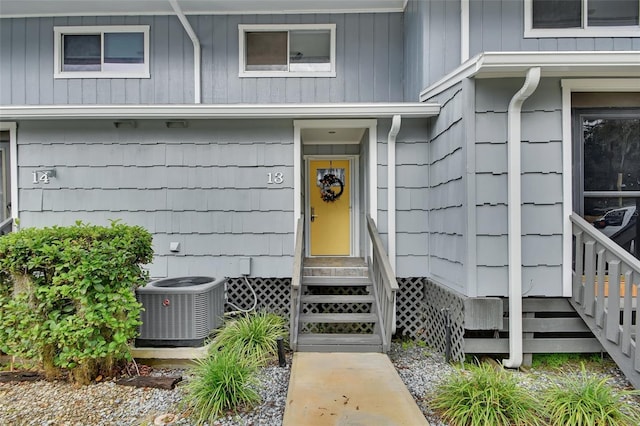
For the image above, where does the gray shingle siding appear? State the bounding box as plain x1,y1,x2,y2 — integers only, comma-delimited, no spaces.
474,78,565,297
17,119,295,279
425,83,466,290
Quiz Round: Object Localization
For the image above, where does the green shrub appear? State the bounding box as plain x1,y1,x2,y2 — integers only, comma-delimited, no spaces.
532,352,601,369
0,221,153,383
431,362,543,426
184,350,260,424
542,366,640,426
210,311,286,364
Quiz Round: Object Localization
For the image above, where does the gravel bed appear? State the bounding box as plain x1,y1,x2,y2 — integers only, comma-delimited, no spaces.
2,344,639,425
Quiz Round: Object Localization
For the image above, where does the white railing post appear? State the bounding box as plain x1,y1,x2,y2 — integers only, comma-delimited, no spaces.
290,216,305,351
570,213,640,389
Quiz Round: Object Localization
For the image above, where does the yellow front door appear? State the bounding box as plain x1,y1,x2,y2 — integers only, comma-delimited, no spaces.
309,159,351,256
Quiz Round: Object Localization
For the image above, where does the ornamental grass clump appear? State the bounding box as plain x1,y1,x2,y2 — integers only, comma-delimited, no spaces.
184,350,261,425
542,365,640,426
431,362,542,426
210,311,286,365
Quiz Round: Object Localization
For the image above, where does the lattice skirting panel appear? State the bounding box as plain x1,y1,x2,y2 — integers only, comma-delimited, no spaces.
420,279,465,362
225,277,291,320
224,276,466,361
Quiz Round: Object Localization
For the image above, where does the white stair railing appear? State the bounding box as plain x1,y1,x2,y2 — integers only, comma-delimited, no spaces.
289,216,304,351
366,215,398,353
570,213,640,389
0,217,13,236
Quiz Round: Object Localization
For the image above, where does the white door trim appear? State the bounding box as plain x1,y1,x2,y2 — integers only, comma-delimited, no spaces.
0,122,17,228
293,119,378,253
560,78,640,297
305,155,359,257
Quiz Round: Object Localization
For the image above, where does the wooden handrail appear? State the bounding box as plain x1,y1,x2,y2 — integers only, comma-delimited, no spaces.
289,216,305,351
0,217,13,236
366,215,398,352
570,212,640,389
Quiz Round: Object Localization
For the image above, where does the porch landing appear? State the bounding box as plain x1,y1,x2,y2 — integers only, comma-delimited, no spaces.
283,352,428,426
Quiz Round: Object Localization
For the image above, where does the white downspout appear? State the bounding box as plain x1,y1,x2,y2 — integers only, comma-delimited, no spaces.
168,0,201,104
461,0,470,62
388,115,401,334
503,67,541,369
388,115,401,273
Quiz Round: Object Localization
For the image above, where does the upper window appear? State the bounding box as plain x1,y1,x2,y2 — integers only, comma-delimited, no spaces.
54,26,150,79
525,0,640,37
238,24,336,78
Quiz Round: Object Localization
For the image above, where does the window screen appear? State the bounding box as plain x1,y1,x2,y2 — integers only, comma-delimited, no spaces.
63,34,101,71
246,32,288,71
532,0,582,28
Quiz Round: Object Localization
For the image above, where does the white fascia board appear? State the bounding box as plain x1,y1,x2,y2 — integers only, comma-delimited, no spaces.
0,103,440,120
419,51,640,101
0,0,406,18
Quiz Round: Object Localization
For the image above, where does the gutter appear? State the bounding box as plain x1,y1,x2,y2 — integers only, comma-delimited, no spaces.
168,0,201,104
419,51,640,102
503,67,541,369
388,115,401,334
0,103,440,120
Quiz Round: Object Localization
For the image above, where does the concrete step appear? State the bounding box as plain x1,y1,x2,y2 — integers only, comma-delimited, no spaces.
299,313,377,323
300,294,375,304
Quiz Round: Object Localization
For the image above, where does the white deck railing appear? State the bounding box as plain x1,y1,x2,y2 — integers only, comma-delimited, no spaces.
366,215,398,353
289,216,304,351
570,213,640,389
0,217,13,236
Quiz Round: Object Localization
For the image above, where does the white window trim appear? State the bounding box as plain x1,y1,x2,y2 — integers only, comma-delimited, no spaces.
54,25,150,79
238,24,336,78
524,0,640,38
560,78,640,297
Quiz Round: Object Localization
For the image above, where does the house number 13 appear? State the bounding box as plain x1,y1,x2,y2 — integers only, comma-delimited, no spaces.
267,172,284,184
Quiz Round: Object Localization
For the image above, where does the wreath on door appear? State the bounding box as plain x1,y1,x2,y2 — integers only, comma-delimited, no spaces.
319,173,344,202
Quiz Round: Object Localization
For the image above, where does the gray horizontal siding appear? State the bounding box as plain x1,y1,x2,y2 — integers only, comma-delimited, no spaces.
474,78,565,297
469,0,640,57
425,83,466,289
0,13,404,106
16,119,295,279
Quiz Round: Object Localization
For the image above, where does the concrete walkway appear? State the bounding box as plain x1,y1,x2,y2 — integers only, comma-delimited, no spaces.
283,352,429,426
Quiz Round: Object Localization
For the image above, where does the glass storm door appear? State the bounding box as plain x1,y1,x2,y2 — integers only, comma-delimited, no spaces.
309,159,351,256
576,110,640,256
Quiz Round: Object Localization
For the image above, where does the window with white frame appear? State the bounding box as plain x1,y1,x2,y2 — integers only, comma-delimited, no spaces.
238,24,336,77
525,0,640,37
54,26,150,78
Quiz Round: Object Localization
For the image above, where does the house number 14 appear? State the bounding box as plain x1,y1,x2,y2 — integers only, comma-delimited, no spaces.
267,172,284,184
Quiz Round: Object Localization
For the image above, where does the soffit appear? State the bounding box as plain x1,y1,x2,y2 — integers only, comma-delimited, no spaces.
0,0,407,18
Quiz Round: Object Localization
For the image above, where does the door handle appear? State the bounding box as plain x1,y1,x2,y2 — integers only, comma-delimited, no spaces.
311,206,318,222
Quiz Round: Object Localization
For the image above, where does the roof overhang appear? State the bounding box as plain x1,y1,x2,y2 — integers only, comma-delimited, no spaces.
0,103,440,121
420,51,640,101
0,0,407,18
